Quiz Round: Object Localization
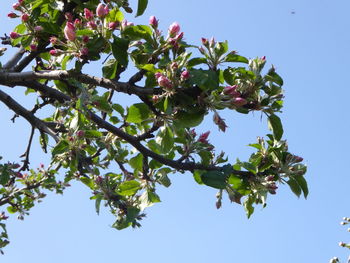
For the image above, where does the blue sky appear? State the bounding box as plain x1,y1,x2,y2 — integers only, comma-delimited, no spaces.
1,0,350,262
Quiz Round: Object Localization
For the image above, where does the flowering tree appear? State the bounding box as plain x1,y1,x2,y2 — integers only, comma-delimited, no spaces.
0,0,308,253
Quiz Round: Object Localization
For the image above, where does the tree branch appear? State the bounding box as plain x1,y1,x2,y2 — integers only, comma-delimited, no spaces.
3,47,25,70
0,89,59,142
0,70,159,96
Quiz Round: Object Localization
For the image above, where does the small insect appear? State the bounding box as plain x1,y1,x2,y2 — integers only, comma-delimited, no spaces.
291,10,296,14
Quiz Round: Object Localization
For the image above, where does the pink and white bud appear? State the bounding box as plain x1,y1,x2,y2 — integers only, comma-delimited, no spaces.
29,44,37,51
175,31,184,41
12,2,21,10
65,12,73,21
152,95,159,103
157,75,172,89
201,37,208,46
82,35,89,43
49,49,60,56
209,37,215,47
170,62,178,70
87,21,97,29
49,36,58,44
224,85,240,97
64,22,76,41
79,47,89,57
84,8,94,20
168,22,180,37
149,16,158,28
96,3,108,17
108,22,118,30
74,19,82,27
198,131,210,144
232,97,247,107
261,55,266,61
154,72,162,79
181,70,190,80
34,26,43,32
7,12,18,18
76,130,85,137
10,32,21,39
21,13,29,22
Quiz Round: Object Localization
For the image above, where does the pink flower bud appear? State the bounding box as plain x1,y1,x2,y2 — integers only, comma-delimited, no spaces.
213,112,227,132
50,36,57,44
176,31,184,41
87,21,97,29
95,176,103,184
261,56,266,61
29,44,37,51
34,26,43,32
168,22,180,37
199,46,206,55
294,155,303,163
74,19,82,27
201,37,208,46
181,70,190,80
170,62,178,70
232,97,247,107
96,3,108,17
149,16,158,28
108,22,118,30
49,49,60,56
157,75,172,89
198,131,210,144
13,3,21,10
154,72,162,79
82,35,89,43
21,13,29,22
209,37,215,47
152,95,159,103
76,130,85,137
190,129,196,137
84,8,94,20
64,22,76,41
10,32,21,39
224,85,240,97
7,12,18,18
79,47,89,57
65,12,73,21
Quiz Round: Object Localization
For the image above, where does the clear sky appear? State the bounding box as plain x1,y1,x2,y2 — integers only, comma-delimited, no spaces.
1,0,350,262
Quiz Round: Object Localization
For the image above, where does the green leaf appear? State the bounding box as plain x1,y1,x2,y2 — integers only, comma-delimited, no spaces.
111,36,129,66
157,126,174,154
173,110,204,128
294,175,309,199
224,53,249,63
80,177,95,190
136,0,148,17
123,25,152,42
139,190,161,210
287,178,302,198
244,195,255,218
95,194,103,215
268,114,284,141
117,180,141,196
102,59,118,79
129,154,143,171
201,171,227,189
0,168,10,186
52,140,69,156
265,70,284,86
91,95,113,113
84,130,103,138
187,57,207,68
126,103,150,123
188,69,219,91
156,168,172,187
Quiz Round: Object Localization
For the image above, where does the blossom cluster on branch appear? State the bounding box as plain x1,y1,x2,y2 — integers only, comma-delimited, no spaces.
0,0,307,253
